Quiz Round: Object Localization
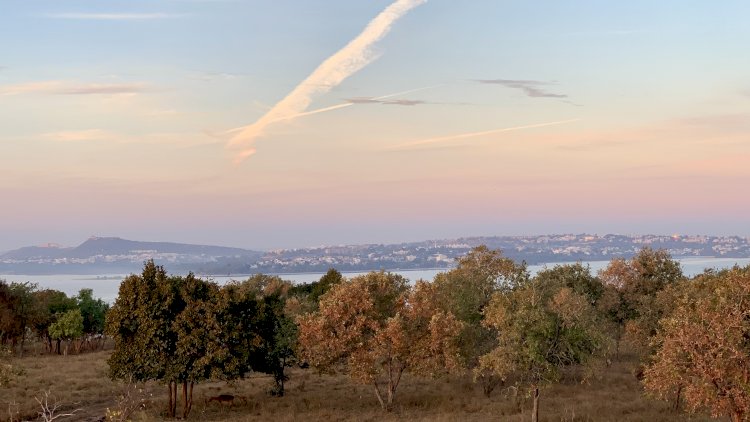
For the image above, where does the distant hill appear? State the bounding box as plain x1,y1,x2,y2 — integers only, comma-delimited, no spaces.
0,236,257,261
2,233,749,276
0,237,263,274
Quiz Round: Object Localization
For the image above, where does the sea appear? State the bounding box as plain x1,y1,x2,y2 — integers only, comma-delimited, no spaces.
2,256,750,304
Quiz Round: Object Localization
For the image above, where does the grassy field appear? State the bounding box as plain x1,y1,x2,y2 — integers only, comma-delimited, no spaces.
1,348,720,422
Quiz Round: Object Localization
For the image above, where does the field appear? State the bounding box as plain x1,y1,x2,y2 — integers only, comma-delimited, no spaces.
1,345,719,422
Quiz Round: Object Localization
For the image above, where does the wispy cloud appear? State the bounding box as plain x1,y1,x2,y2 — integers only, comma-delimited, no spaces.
0,81,148,96
386,119,580,151
38,129,221,147
221,85,438,137
41,129,113,142
58,83,147,95
45,13,185,20
478,79,567,99
228,0,428,163
344,97,426,106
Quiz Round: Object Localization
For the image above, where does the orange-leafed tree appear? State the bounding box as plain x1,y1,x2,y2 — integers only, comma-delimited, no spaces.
643,266,750,422
599,247,683,358
297,271,463,411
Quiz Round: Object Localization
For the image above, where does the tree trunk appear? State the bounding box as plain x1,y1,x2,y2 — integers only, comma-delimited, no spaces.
55,339,61,355
182,381,188,419
673,385,682,412
167,381,178,418
187,382,194,416
167,382,174,418
172,382,178,417
181,381,195,419
373,383,386,411
531,387,540,422
732,410,743,422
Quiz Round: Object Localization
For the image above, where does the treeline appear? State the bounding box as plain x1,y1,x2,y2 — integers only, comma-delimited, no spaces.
0,282,108,357
4,247,750,422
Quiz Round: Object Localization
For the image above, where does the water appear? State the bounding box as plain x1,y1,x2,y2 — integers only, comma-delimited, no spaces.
2,257,750,304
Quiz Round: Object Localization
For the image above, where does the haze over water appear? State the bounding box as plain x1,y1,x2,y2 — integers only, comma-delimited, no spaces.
4,256,749,304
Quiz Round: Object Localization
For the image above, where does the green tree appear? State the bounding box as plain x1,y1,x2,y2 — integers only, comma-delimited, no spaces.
0,281,39,357
222,275,299,396
431,246,528,396
31,289,77,354
107,261,187,418
172,274,223,418
76,288,109,335
48,309,84,356
480,270,610,422
287,268,344,315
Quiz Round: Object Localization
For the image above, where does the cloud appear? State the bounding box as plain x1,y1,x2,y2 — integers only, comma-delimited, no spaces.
344,97,427,106
0,81,148,96
45,13,185,20
222,85,438,137
386,119,580,151
58,83,147,95
41,129,113,142
191,72,241,82
38,129,221,147
478,79,567,99
228,0,428,162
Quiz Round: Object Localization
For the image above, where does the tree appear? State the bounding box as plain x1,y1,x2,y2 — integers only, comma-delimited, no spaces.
172,274,223,418
298,271,464,411
107,261,187,418
287,268,344,315
643,266,750,422
48,309,83,356
599,248,683,358
220,275,301,397
76,288,109,335
480,268,610,422
32,289,77,354
431,246,528,396
0,281,38,357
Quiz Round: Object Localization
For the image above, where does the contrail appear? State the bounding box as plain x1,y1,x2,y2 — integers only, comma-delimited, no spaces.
222,85,439,136
228,0,428,162
386,119,580,151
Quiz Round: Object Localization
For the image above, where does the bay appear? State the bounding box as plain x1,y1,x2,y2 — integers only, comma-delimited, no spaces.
2,256,750,304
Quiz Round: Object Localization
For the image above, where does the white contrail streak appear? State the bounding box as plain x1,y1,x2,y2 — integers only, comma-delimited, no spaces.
228,0,428,162
386,119,580,151
222,84,439,136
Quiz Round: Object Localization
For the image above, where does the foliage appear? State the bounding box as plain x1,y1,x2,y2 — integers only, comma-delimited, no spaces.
106,261,188,417
599,247,683,358
31,289,78,353
0,281,38,356
107,263,305,418
644,266,750,422
480,265,610,421
298,271,464,410
76,289,109,334
48,309,84,356
431,246,528,395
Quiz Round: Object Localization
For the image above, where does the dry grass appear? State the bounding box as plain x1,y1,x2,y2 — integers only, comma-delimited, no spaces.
1,348,723,422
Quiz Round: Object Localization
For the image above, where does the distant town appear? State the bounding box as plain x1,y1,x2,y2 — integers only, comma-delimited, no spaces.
1,234,749,276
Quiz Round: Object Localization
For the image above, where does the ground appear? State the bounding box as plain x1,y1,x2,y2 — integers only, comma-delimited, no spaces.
1,346,721,422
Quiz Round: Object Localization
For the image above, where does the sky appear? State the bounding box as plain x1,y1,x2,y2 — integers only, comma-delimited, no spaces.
1,0,749,252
